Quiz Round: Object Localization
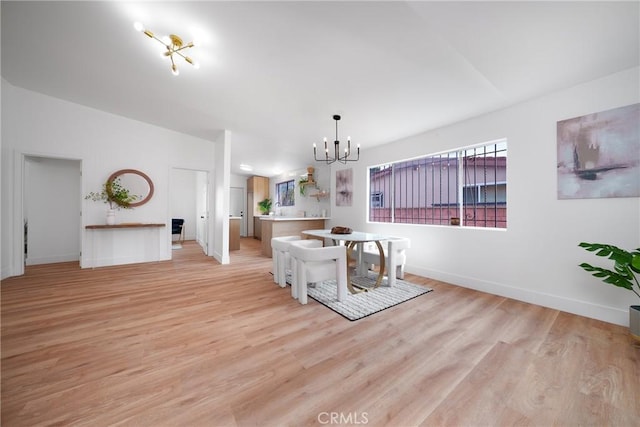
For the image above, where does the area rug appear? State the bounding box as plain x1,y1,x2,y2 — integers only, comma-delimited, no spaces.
172,243,182,250
290,273,433,321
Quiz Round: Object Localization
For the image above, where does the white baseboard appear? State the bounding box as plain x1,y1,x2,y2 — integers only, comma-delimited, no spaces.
26,253,79,266
212,250,229,265
408,265,629,327
81,254,170,269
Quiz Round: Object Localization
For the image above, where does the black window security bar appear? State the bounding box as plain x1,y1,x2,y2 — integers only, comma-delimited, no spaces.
369,140,506,228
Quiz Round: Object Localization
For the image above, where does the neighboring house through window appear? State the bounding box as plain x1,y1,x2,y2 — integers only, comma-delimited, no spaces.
370,191,384,208
276,179,295,207
369,140,507,228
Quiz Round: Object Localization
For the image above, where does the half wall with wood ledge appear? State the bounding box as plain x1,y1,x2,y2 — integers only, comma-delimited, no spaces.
84,223,165,268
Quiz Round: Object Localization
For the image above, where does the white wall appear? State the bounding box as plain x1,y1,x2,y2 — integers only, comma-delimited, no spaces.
269,164,331,218
329,68,640,327
1,79,227,276
212,130,232,265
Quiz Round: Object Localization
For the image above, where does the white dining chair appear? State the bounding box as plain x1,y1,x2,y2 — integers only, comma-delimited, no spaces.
362,237,410,287
271,236,322,288
288,242,348,305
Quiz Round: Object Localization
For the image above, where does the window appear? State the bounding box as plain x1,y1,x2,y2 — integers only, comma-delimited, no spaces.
369,140,507,228
370,191,384,208
276,180,295,207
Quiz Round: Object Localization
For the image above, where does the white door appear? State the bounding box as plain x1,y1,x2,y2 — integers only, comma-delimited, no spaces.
196,171,209,254
230,186,246,236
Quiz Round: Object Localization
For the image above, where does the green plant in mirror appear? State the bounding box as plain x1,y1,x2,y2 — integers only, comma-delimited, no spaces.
85,177,140,210
258,198,272,215
578,242,640,299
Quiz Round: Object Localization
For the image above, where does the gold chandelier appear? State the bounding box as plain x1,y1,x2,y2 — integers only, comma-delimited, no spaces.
134,22,199,76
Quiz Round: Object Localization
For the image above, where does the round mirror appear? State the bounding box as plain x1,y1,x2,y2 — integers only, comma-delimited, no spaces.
107,169,154,207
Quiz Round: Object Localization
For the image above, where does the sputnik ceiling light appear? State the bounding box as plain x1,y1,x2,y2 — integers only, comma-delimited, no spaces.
134,22,199,76
313,115,360,164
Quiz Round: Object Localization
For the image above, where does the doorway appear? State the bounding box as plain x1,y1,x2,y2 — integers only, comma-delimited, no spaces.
170,168,209,255
24,156,81,266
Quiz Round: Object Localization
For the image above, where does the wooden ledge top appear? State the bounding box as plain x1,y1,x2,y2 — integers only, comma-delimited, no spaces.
85,223,166,229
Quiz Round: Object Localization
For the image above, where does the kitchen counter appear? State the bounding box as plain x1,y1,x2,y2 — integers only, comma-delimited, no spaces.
229,217,241,250
260,216,330,221
260,217,327,257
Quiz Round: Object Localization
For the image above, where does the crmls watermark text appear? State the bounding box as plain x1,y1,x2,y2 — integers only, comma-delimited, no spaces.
317,412,369,425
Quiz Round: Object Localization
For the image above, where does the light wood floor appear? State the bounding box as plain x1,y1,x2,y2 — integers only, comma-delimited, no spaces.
2,238,639,426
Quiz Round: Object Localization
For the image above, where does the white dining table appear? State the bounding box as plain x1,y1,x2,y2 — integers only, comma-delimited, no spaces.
301,229,389,293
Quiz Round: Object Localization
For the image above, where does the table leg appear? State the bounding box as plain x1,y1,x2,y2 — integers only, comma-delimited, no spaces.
345,240,385,293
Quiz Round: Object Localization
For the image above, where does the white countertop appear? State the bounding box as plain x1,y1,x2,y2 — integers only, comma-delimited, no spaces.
229,216,242,220
260,216,330,221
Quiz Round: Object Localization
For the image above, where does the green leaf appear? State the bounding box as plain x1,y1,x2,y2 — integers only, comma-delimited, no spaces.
579,263,634,291
579,242,601,252
631,254,640,273
579,242,640,298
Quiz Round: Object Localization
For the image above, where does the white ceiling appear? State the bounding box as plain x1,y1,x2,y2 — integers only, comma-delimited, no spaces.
2,1,638,177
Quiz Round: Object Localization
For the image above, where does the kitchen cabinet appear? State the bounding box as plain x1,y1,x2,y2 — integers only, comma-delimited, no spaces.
254,216,263,240
246,175,269,239
229,217,241,250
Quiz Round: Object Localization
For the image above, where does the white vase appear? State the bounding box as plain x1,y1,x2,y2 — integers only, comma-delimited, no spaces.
106,209,116,225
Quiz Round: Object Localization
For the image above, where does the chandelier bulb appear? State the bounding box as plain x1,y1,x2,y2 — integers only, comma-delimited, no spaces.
185,57,201,70
134,22,144,32
171,65,180,76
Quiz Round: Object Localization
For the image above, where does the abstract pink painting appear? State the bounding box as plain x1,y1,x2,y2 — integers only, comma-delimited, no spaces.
335,168,353,206
557,103,639,199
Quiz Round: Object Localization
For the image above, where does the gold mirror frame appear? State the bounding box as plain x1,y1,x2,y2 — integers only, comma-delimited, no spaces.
107,169,154,208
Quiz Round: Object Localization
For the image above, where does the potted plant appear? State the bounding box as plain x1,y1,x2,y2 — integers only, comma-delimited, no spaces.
578,242,640,341
258,198,272,215
85,177,140,224
298,166,316,196
298,176,309,196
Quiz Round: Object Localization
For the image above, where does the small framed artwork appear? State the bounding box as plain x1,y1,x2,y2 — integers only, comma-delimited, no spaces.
557,103,639,199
